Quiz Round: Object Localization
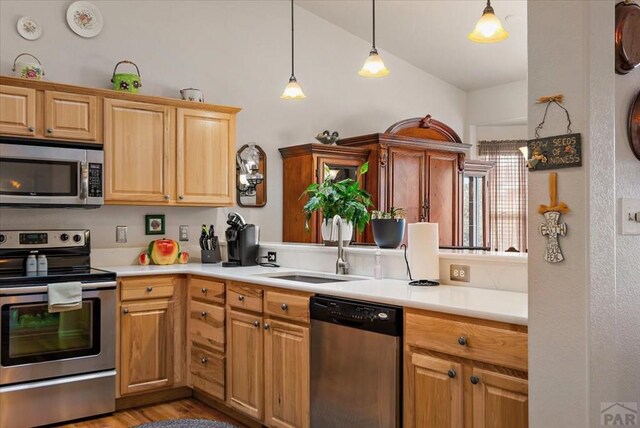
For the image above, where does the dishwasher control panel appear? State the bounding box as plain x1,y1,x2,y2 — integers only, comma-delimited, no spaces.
311,295,402,336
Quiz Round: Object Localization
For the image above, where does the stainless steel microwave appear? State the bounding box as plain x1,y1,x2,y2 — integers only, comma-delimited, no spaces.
0,141,104,207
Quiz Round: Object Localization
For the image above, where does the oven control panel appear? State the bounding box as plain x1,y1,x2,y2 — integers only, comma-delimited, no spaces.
0,230,87,249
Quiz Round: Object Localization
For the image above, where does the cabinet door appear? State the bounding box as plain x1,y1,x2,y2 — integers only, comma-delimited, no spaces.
176,109,235,205
471,368,528,428
226,309,263,420
427,152,460,246
104,99,172,203
0,85,36,136
387,148,427,225
44,91,98,142
264,319,310,428
405,352,463,428
120,299,174,395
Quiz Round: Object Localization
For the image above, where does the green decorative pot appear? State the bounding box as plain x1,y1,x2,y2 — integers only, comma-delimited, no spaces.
111,60,142,93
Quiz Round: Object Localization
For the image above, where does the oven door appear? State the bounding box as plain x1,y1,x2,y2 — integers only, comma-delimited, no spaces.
0,142,103,207
0,283,115,385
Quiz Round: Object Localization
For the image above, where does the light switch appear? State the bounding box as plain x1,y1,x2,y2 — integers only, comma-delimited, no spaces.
621,198,640,235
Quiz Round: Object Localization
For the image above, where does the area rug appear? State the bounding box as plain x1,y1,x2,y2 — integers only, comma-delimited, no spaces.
136,419,239,428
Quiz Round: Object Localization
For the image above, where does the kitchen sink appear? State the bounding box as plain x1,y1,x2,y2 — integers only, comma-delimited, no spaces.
253,272,364,284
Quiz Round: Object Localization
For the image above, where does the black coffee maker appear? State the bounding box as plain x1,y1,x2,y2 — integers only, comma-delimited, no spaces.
222,212,259,267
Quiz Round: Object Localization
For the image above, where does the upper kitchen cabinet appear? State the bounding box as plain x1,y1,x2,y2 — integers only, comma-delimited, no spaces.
176,109,235,206
104,98,173,204
44,91,98,142
281,115,470,246
0,85,36,136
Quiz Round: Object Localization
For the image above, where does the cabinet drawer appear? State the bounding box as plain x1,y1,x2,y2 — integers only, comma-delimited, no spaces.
190,300,225,352
264,290,310,323
120,277,175,301
227,283,263,313
405,311,528,371
190,277,225,304
190,343,225,400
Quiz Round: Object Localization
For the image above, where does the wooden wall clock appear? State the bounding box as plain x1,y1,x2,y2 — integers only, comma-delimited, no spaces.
616,1,640,74
630,91,640,161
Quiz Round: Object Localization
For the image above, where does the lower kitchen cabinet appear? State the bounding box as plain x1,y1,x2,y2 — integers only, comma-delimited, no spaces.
404,309,528,428
120,299,174,395
226,309,264,420
191,342,225,401
264,319,310,428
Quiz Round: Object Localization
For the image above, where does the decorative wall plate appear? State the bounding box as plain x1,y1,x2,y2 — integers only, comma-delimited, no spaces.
17,16,42,41
629,91,640,161
66,1,103,38
615,1,640,74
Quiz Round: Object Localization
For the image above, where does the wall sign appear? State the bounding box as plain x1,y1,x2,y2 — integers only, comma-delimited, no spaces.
527,133,582,170
527,94,582,171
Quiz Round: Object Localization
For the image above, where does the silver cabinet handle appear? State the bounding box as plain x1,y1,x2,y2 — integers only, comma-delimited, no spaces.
458,336,468,346
264,323,270,330
146,286,153,292
281,303,288,311
201,357,208,364
79,162,88,200
123,308,129,314
201,287,208,294
46,128,53,133
27,126,35,132
201,311,207,318
164,194,170,200
253,320,260,328
238,295,245,302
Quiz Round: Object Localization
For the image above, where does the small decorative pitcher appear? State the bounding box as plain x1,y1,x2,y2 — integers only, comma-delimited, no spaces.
12,53,44,80
180,88,204,102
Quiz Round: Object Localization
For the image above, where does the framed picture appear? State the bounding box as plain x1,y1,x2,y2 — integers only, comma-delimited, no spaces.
145,214,165,235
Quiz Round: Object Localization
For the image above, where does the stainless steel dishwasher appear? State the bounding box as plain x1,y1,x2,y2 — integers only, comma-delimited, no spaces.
310,295,402,428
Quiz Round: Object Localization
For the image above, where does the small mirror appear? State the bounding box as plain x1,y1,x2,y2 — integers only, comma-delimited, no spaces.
236,143,267,207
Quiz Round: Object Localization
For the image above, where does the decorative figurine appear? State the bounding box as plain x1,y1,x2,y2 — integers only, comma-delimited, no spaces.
538,172,569,263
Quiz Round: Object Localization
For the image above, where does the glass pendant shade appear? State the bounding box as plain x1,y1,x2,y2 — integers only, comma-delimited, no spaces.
468,1,509,43
280,76,306,100
358,49,390,77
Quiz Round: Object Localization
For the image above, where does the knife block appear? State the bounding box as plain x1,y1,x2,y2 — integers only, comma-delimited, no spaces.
201,242,221,264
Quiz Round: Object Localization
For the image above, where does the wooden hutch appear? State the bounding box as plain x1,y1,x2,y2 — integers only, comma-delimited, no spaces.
280,115,472,246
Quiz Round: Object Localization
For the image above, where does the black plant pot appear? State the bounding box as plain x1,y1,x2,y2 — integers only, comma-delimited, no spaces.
371,219,406,249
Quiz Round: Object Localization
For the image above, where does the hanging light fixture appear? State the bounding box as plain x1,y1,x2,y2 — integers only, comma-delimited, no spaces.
281,0,305,99
359,0,389,78
468,0,509,43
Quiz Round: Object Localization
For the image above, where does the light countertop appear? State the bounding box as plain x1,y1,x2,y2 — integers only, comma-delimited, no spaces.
101,263,528,326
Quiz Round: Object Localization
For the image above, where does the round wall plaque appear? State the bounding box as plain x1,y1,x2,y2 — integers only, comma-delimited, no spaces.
615,1,640,74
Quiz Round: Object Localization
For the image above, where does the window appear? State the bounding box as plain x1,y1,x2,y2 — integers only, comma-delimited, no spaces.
478,140,528,252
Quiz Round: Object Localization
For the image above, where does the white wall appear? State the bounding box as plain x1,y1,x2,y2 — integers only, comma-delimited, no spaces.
529,1,640,427
0,0,466,248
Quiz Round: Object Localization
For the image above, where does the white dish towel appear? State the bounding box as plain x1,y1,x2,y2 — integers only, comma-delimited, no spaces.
48,281,82,313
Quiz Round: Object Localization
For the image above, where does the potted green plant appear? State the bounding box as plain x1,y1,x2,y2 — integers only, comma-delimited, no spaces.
371,207,407,248
301,162,372,246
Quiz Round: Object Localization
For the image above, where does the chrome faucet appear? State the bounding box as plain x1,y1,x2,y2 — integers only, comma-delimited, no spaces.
333,215,349,275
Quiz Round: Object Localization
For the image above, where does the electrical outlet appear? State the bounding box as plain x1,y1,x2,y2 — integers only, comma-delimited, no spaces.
179,225,189,241
267,251,277,263
621,198,640,235
450,264,470,282
116,226,127,243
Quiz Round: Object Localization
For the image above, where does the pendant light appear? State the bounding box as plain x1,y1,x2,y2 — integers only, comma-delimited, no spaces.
359,0,389,78
281,0,305,99
468,0,509,43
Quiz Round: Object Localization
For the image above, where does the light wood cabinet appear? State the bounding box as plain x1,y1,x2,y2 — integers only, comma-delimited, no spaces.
0,85,36,136
404,309,528,428
120,299,174,395
104,98,172,203
176,109,235,205
225,282,311,427
44,91,98,141
226,309,264,420
264,319,310,428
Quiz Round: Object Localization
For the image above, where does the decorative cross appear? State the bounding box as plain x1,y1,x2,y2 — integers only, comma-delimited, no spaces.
538,172,569,263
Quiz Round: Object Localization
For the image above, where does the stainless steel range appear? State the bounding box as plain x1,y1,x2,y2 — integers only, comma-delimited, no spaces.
0,229,116,428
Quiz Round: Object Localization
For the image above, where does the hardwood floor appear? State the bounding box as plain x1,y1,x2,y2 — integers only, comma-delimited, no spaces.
57,398,247,428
